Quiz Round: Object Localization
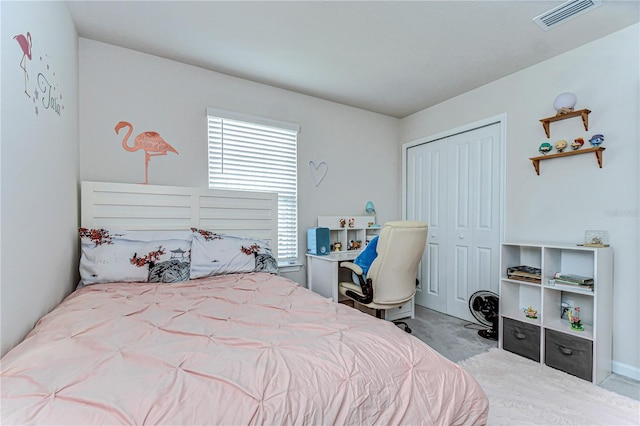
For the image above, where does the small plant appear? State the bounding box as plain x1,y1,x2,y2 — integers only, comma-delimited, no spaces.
568,307,584,331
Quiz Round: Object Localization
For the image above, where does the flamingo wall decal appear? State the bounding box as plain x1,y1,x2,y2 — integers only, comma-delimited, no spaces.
115,121,179,185
14,32,32,97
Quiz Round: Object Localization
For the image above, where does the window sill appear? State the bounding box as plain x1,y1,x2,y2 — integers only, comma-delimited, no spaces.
278,262,303,273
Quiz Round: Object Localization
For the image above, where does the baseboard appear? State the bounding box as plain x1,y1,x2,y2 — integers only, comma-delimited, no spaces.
612,360,640,381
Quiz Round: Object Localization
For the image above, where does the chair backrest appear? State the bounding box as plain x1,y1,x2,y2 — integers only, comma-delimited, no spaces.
367,221,428,305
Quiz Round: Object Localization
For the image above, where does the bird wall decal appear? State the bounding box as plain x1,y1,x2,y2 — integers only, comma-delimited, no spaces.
115,121,178,184
14,32,32,97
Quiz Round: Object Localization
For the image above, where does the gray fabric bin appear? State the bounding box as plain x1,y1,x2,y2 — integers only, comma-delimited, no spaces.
502,318,541,362
545,328,593,381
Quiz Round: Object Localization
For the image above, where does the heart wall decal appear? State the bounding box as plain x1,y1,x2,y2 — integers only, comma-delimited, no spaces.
308,161,328,187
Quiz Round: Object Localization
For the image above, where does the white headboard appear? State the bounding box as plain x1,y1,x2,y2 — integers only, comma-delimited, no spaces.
81,181,279,255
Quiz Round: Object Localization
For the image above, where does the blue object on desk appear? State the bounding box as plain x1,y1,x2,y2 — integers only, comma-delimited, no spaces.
307,227,330,255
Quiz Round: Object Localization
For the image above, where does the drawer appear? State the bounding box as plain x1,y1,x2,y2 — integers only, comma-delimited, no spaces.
385,301,413,321
502,318,540,362
545,329,593,381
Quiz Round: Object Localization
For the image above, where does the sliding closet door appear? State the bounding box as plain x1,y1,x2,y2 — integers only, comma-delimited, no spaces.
406,141,448,312
406,122,502,322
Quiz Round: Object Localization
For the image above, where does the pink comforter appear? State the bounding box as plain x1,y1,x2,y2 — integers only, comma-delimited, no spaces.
2,273,487,425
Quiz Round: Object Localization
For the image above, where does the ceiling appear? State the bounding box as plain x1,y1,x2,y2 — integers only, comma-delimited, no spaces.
66,1,639,118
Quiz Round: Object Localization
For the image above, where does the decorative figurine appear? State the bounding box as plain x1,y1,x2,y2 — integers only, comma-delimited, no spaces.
539,142,553,155
589,134,605,147
584,230,608,247
568,307,584,331
571,137,584,150
334,242,342,251
339,218,346,228
555,140,568,153
524,306,538,319
348,217,355,228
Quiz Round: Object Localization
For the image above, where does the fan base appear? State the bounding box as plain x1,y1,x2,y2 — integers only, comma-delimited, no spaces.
478,329,498,341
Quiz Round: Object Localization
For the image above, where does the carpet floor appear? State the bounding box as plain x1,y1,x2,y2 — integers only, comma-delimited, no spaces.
459,348,640,425
404,305,639,401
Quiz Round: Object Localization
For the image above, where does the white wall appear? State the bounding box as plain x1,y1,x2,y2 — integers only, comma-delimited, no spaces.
1,1,79,356
78,39,400,284
400,24,640,379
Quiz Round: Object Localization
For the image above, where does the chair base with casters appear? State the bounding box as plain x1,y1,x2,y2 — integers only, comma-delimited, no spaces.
339,278,413,333
337,221,428,334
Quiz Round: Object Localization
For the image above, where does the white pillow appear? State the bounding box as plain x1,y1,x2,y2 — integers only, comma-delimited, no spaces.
190,228,279,279
79,229,192,285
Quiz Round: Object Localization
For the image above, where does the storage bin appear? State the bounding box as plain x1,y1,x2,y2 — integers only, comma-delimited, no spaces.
545,328,593,381
502,318,541,362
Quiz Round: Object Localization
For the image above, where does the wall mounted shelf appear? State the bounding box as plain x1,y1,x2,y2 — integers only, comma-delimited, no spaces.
529,147,605,175
540,109,591,138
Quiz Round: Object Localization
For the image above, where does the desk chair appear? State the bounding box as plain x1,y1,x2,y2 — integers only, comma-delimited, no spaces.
338,221,428,333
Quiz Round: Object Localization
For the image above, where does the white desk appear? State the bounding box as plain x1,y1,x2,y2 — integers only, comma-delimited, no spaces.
306,252,358,303
306,252,414,321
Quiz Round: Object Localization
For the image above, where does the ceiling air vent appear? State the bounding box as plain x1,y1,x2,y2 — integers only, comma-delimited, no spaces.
533,0,602,30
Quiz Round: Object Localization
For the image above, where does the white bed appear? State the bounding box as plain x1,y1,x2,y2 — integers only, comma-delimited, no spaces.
1,181,488,425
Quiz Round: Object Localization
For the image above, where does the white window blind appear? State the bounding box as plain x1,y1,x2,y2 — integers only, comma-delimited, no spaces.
206,108,299,262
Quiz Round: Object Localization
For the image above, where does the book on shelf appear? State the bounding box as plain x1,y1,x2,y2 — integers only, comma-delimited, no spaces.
553,272,594,285
552,280,594,292
507,265,541,283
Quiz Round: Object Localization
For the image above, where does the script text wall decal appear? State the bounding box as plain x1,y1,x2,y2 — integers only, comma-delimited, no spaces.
12,30,65,117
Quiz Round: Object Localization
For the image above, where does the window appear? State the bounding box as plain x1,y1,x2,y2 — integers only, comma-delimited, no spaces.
206,108,299,263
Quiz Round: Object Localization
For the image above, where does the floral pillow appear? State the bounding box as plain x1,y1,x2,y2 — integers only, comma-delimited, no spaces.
79,228,192,285
190,228,279,279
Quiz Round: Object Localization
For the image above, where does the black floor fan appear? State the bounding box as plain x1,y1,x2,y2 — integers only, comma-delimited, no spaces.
468,290,499,340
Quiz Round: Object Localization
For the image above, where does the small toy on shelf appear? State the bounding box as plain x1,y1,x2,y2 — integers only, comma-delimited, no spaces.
524,306,538,319
348,217,355,228
568,307,584,331
334,242,342,251
539,142,553,155
571,137,584,150
555,140,568,153
339,218,346,228
589,134,604,147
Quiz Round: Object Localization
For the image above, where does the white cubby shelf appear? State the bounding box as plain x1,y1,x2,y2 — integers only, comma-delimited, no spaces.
499,242,612,383
317,215,380,253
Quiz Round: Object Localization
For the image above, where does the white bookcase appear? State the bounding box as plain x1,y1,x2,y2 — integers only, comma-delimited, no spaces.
317,215,380,252
499,242,613,383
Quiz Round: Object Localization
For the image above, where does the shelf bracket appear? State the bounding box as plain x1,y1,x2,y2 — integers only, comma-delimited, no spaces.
579,110,590,133
531,159,540,175
595,147,604,168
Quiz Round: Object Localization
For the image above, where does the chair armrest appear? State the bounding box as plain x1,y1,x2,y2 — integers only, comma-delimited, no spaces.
339,261,372,304
339,261,367,288
339,261,363,276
